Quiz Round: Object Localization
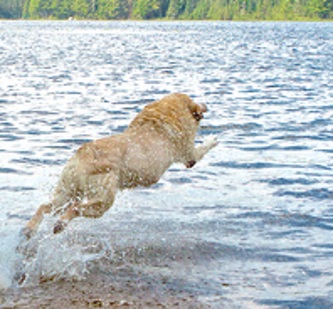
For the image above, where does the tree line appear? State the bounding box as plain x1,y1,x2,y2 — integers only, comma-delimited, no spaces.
1,0,332,20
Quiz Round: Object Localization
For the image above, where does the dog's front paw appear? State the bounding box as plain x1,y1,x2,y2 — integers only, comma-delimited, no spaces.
204,135,218,150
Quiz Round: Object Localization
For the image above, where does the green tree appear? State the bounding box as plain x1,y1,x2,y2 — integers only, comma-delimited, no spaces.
98,0,129,19
25,0,41,18
167,0,186,18
50,0,71,19
4,0,333,20
307,0,330,18
71,0,90,18
133,0,158,18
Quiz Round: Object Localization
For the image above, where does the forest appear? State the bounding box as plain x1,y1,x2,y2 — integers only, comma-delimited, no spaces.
0,0,332,20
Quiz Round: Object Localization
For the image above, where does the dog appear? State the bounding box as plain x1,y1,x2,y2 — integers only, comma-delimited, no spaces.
23,93,218,237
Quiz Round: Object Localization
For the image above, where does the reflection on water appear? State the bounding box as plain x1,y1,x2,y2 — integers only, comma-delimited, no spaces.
1,21,333,308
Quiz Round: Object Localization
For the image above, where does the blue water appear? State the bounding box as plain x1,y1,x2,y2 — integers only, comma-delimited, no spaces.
0,21,333,308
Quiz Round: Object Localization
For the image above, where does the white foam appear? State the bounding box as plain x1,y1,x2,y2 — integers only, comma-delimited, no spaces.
18,219,111,285
0,265,12,290
0,216,113,290
0,225,23,290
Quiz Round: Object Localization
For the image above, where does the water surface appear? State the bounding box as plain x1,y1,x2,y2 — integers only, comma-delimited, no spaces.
1,21,333,308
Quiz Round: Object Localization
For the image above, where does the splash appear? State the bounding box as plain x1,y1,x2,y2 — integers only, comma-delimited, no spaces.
0,219,112,290
0,225,24,290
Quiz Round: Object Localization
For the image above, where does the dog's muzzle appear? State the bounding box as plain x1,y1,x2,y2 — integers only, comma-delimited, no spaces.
193,103,207,121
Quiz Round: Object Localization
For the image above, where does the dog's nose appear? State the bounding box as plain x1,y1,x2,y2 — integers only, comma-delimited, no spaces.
199,103,207,113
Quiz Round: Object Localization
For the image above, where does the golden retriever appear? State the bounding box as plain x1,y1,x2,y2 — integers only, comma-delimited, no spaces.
23,93,218,237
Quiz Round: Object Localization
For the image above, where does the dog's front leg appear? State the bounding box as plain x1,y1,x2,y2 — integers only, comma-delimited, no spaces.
186,136,218,168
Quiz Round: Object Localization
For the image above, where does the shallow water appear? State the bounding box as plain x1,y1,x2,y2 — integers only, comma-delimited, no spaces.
1,21,333,308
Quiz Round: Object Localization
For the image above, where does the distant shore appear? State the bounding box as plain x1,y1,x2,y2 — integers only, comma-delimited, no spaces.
0,18,332,22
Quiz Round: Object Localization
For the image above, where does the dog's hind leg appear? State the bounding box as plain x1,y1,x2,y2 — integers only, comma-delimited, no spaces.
22,203,53,238
53,198,111,234
22,181,74,238
53,173,118,234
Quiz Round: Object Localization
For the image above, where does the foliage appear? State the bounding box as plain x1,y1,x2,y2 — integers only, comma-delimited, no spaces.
0,0,332,20
0,0,24,18
98,0,129,19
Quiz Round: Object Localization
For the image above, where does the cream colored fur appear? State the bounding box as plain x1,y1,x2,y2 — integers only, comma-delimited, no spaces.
23,93,218,236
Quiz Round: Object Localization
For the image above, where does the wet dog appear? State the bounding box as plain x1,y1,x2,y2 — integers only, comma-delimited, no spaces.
23,93,218,237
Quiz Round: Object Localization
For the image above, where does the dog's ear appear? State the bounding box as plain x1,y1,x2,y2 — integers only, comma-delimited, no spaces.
189,103,207,121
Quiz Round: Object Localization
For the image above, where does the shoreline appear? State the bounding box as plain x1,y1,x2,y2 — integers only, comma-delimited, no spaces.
1,265,211,308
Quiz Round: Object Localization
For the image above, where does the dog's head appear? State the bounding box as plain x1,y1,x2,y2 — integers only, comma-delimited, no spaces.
167,93,208,124
188,102,207,122
128,93,207,133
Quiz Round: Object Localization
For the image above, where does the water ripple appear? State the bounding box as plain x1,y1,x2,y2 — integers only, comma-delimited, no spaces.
1,21,333,308
276,188,333,201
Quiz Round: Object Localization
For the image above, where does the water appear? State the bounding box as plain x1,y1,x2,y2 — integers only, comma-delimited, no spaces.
0,21,333,308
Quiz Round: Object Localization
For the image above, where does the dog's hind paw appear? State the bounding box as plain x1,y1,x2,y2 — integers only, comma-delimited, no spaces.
14,272,27,285
53,220,67,234
20,226,34,240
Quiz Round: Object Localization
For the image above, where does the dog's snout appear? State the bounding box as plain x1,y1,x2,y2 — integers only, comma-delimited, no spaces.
199,103,208,113
192,103,207,121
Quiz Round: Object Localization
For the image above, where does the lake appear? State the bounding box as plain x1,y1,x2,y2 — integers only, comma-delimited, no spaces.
0,20,333,308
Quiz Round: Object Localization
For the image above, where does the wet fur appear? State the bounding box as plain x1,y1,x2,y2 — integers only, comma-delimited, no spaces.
23,93,218,236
